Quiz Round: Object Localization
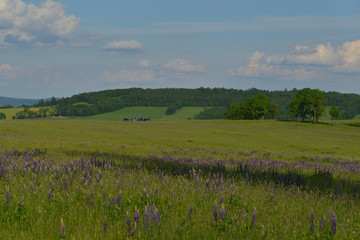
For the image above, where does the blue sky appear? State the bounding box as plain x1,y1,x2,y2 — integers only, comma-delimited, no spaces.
1,0,360,98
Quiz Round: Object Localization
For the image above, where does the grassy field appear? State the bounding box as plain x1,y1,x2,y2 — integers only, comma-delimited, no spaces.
1,119,360,239
163,107,205,120
0,108,39,120
83,107,205,120
84,107,168,120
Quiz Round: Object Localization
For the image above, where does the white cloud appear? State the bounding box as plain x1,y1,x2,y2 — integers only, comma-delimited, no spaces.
0,64,16,80
231,39,360,80
138,59,150,68
102,40,144,52
104,69,156,83
164,59,205,72
0,0,79,45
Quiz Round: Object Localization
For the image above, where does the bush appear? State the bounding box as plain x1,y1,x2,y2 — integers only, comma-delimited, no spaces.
0,112,6,119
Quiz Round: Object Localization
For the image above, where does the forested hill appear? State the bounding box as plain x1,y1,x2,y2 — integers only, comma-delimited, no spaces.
34,88,360,119
0,96,39,107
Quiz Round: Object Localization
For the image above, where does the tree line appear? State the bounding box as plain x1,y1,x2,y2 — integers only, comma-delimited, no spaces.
32,87,360,120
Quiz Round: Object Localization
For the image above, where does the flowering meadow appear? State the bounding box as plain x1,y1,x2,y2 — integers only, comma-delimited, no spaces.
0,120,360,239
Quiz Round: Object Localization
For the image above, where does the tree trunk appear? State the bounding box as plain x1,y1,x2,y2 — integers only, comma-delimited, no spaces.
313,109,317,123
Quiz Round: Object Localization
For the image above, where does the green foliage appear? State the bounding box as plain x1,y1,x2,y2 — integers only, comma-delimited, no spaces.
194,107,227,119
32,88,360,119
0,112,6,119
289,88,327,123
166,103,181,115
225,94,278,120
309,89,327,123
0,105,13,109
289,88,312,121
329,105,341,120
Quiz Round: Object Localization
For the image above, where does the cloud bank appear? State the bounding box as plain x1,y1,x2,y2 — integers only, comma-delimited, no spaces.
0,0,80,45
231,40,360,80
103,40,144,53
164,59,205,72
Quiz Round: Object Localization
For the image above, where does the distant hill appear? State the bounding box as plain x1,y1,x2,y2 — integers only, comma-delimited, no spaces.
0,96,40,107
32,88,360,120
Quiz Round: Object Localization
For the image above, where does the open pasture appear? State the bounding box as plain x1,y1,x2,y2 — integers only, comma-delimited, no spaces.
83,107,205,120
0,108,39,120
1,119,360,239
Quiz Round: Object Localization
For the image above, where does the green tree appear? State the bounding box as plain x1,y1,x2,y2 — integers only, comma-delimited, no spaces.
0,112,6,119
309,89,327,123
289,88,312,122
225,94,277,120
329,105,341,120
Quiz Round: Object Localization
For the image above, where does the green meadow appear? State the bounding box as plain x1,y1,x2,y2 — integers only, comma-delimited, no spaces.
1,119,360,239
0,108,39,120
83,107,205,120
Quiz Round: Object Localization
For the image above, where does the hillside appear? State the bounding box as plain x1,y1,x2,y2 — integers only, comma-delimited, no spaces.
82,107,205,120
0,96,40,107
32,88,360,120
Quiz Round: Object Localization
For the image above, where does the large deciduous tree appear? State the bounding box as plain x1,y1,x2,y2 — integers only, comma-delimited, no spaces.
329,105,341,120
225,93,278,120
289,88,327,123
289,88,312,122
309,89,327,123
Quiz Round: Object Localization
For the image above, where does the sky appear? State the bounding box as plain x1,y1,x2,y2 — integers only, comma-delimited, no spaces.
0,0,360,99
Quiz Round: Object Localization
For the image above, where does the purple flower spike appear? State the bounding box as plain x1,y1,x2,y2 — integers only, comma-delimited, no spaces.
251,209,257,227
220,203,226,220
212,201,218,221
60,218,66,236
188,206,194,220
126,212,131,235
330,211,337,235
310,210,315,234
5,187,10,206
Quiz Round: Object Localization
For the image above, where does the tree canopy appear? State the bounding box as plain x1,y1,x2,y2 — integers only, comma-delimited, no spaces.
31,87,360,119
225,94,278,120
289,88,327,123
329,105,341,120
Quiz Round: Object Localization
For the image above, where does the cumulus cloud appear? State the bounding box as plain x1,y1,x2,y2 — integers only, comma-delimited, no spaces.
102,40,144,53
0,0,80,45
164,59,205,72
231,39,360,80
0,64,16,80
104,69,156,83
138,59,150,68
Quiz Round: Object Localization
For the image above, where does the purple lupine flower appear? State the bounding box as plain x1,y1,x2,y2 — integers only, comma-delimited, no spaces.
251,209,257,227
241,210,246,221
245,173,249,186
134,207,140,234
320,215,325,231
144,204,150,231
104,217,109,233
219,203,226,220
310,210,315,234
143,188,147,198
48,189,53,199
212,201,218,221
152,205,160,224
60,218,66,236
5,187,9,206
126,212,131,235
330,211,337,235
205,178,210,190
17,199,24,212
116,192,122,206
220,195,224,205
188,206,194,220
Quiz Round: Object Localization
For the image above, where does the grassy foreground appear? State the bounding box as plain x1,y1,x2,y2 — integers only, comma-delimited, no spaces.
1,119,360,239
